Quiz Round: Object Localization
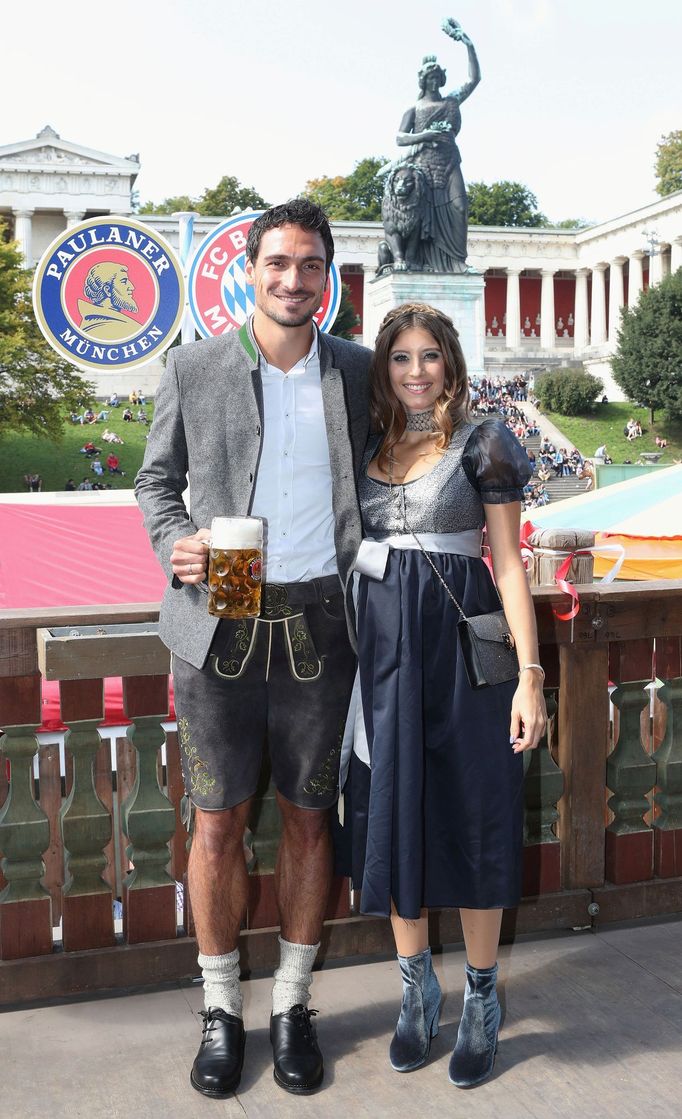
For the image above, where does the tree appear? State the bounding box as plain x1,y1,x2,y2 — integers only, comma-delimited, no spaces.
303,157,388,221
655,130,682,197
612,268,682,424
139,176,268,217
198,176,268,216
467,181,547,227
0,231,94,440
551,217,591,230
329,283,359,340
138,194,196,215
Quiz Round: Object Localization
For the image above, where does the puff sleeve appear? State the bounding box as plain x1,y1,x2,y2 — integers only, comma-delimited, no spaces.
462,418,531,503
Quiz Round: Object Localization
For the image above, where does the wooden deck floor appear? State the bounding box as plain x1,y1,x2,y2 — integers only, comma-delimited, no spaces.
4,915,682,1118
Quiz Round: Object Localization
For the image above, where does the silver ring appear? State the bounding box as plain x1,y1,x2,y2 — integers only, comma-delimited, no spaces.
189,563,194,576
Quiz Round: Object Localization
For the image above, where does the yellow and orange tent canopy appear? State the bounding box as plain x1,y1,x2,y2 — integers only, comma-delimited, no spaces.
522,464,682,580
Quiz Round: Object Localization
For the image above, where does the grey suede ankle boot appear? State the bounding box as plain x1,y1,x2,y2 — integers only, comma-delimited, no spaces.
448,962,500,1088
389,947,441,1072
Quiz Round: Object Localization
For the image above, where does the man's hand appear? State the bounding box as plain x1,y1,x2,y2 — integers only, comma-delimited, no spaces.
171,528,211,584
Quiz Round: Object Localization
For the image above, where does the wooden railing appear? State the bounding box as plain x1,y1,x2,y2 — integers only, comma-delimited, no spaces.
1,582,682,1005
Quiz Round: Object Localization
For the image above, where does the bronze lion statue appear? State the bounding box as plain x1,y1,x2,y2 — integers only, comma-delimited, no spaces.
377,164,429,274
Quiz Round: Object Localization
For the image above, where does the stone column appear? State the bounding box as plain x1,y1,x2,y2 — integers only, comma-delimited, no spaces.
608,257,626,344
65,210,85,229
628,251,645,306
590,263,608,346
573,268,590,351
671,238,682,275
505,267,521,349
540,269,556,350
12,209,34,266
649,248,663,288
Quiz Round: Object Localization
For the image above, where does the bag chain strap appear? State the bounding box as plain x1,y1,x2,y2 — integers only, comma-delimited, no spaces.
399,488,504,623
399,488,469,621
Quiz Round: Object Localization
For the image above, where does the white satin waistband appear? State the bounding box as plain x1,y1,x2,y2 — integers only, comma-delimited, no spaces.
354,529,483,581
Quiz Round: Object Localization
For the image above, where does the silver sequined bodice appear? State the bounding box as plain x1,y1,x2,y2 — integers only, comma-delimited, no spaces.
359,422,484,536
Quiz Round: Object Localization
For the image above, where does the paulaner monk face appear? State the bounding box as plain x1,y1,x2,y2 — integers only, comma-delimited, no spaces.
83,262,138,313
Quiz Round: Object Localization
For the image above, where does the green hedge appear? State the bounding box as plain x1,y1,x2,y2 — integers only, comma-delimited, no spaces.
536,367,604,416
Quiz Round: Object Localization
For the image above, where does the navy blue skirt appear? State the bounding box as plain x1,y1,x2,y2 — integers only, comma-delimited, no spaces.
349,549,525,920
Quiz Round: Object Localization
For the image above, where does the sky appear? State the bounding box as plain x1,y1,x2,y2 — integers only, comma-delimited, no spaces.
3,0,680,225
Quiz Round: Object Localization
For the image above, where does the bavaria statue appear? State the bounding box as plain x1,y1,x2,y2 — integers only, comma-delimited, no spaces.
378,17,480,275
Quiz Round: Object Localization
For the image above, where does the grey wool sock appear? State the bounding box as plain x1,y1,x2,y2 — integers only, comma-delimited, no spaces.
198,949,242,1018
271,936,320,1015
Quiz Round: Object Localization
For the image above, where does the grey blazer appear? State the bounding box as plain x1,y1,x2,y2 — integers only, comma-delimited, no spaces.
135,322,371,668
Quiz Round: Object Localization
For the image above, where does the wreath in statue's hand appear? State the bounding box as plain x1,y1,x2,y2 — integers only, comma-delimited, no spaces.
442,17,471,46
441,17,462,39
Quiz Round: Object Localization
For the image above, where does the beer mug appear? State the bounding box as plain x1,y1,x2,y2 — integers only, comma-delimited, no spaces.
207,517,263,619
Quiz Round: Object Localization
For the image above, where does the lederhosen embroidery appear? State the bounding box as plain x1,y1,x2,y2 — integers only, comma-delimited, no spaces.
178,715,221,799
211,617,259,679
303,720,344,796
210,584,331,684
284,612,324,681
262,584,294,618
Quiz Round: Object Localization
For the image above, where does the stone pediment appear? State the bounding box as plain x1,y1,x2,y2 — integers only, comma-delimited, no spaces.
0,126,139,175
0,146,95,166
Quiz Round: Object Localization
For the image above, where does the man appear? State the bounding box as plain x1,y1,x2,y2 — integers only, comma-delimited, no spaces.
78,262,139,341
135,200,370,1098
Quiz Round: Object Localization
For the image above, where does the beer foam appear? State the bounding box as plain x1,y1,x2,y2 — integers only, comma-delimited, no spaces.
210,516,262,549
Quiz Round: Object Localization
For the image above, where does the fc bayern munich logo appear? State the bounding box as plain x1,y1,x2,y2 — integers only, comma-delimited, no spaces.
33,216,185,372
188,211,342,337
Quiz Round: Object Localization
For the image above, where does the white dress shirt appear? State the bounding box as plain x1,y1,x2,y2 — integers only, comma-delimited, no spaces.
250,326,338,583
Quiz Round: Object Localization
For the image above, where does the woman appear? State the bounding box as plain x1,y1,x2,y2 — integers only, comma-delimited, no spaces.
392,19,480,272
347,303,546,1088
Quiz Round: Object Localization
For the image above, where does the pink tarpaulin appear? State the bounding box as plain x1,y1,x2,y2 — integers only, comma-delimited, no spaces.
0,503,167,609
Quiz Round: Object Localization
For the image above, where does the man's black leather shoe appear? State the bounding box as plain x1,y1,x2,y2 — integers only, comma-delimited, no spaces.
190,1008,246,1098
270,1005,324,1094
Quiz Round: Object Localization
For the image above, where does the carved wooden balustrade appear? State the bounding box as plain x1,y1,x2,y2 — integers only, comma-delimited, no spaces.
1,582,681,1005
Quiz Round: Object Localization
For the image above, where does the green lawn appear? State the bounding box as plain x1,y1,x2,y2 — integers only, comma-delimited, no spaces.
541,402,682,464
0,404,155,493
3,398,681,494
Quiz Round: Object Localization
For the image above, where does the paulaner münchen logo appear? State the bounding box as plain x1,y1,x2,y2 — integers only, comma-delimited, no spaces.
33,216,185,372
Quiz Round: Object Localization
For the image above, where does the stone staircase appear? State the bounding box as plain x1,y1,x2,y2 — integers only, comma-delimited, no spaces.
524,430,589,504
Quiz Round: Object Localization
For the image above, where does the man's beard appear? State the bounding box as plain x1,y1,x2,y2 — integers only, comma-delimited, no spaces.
267,307,316,328
111,288,138,313
263,291,320,328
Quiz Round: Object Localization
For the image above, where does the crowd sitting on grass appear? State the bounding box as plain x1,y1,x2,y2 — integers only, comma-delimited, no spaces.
76,476,112,491
63,399,137,490
70,408,109,424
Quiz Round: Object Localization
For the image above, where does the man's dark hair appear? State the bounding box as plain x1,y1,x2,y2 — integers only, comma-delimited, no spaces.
245,199,334,273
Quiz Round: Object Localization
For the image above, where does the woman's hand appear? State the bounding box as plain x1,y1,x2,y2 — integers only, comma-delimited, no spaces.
510,673,547,753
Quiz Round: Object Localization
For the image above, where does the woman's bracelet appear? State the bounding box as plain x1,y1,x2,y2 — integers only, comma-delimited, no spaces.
518,663,546,681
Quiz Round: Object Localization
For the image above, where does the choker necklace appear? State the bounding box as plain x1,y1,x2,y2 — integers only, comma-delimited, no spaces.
404,408,435,432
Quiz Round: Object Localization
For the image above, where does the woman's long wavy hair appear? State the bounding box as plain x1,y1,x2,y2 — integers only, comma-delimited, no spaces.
370,302,470,475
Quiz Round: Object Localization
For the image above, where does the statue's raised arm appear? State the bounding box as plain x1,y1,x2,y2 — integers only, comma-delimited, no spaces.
441,18,481,103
